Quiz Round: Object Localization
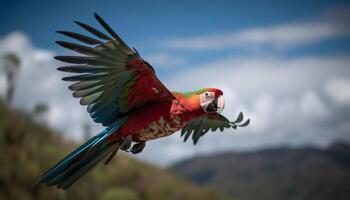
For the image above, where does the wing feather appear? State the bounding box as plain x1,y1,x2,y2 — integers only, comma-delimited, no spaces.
181,112,250,145
57,31,103,45
56,13,174,126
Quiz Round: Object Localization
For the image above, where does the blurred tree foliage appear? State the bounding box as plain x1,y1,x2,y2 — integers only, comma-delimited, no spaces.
33,103,49,123
1,53,21,105
82,122,92,141
0,100,222,200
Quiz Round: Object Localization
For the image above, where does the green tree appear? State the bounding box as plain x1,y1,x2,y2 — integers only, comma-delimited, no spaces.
33,103,49,122
1,53,21,105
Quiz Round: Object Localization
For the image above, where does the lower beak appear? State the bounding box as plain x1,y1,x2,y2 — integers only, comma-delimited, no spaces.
216,95,225,113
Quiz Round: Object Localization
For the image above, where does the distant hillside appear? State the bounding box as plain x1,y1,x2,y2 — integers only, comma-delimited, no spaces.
171,143,350,200
0,100,222,200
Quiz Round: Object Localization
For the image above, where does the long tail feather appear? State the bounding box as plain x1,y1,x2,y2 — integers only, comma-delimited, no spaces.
34,121,124,189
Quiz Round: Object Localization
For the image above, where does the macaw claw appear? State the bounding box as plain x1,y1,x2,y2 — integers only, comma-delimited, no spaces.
120,136,132,152
131,142,146,154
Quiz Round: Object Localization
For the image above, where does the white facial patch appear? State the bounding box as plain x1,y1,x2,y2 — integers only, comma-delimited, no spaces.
199,91,215,110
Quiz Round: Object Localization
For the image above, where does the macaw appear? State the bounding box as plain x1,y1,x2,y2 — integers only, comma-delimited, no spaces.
36,13,250,189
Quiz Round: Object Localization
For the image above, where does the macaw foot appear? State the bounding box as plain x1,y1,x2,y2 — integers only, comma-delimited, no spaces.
131,141,146,154
120,136,132,152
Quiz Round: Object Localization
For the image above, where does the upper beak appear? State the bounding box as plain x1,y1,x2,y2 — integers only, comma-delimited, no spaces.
203,95,225,113
216,95,225,113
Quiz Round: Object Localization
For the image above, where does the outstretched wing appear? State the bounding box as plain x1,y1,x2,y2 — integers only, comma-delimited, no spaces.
56,13,174,126
181,112,250,145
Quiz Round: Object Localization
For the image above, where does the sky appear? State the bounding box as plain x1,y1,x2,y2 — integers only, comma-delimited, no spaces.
0,0,350,166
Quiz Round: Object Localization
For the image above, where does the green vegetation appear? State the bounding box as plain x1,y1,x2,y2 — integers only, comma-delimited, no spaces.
0,100,221,200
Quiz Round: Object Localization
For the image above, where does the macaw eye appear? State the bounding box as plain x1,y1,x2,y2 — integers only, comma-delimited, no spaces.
204,92,210,97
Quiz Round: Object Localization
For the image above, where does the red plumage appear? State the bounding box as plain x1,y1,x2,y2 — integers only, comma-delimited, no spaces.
109,92,206,142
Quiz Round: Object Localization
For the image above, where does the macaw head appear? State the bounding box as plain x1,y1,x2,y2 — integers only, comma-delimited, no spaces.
199,88,225,114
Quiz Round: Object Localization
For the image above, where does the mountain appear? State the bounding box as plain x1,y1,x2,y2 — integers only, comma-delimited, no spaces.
0,100,222,200
171,143,350,200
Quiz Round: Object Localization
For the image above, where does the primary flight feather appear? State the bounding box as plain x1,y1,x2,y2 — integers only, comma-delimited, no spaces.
36,13,250,189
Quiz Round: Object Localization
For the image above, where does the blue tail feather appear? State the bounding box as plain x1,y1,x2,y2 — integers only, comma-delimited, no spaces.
36,119,125,189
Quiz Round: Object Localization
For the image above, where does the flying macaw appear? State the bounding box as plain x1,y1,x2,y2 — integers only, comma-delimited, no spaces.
36,13,250,189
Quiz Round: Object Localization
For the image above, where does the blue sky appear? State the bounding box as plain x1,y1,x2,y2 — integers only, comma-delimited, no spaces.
1,0,349,73
1,0,350,165
1,0,349,55
1,0,344,47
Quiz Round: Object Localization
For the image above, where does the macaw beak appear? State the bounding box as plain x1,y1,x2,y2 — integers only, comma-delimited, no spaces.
216,95,225,113
205,95,225,113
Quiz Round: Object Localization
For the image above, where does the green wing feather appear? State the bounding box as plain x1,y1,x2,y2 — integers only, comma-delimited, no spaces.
181,112,250,145
56,13,174,126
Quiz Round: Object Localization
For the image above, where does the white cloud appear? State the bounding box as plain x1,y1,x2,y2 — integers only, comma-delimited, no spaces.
33,50,54,62
300,91,329,120
250,94,274,132
140,54,350,165
160,7,350,51
166,56,350,100
325,78,350,106
162,23,344,50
